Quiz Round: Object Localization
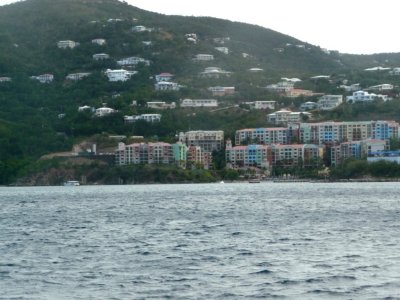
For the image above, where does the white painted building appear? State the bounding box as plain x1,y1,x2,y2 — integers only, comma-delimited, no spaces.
117,56,150,66
155,73,174,82
57,40,78,49
124,114,162,123
91,38,106,45
317,95,343,110
215,47,229,54
245,101,276,110
181,99,218,108
93,53,110,60
340,83,360,92
0,77,11,82
136,114,161,122
78,105,95,112
389,68,400,75
154,81,180,91
248,68,264,72
208,86,235,96
193,54,214,61
199,67,231,78
346,91,388,102
300,101,318,111
32,74,54,83
367,84,394,91
66,72,91,81
266,81,294,93
105,69,137,82
147,102,176,109
95,107,116,117
132,25,149,32
213,37,230,44
267,109,312,125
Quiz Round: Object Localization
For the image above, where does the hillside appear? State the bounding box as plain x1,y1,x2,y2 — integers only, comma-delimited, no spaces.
1,0,400,184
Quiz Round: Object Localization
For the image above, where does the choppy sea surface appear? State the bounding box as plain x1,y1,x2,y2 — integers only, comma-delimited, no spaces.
1,182,400,299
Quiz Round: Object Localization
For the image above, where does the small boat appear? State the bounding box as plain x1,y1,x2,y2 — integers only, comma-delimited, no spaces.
63,180,80,186
248,179,261,183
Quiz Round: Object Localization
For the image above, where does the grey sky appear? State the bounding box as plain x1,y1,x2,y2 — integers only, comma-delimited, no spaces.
1,0,399,54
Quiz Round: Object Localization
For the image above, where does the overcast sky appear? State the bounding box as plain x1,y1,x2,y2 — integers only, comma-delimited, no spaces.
1,0,399,54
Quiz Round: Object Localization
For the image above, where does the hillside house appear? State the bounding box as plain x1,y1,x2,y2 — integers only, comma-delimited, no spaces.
346,91,388,102
155,73,174,82
340,83,360,92
181,99,218,108
215,47,229,54
147,102,176,109
286,89,315,98
0,77,11,82
364,66,391,71
213,37,230,44
185,33,198,43
248,68,264,72
57,40,78,49
245,101,276,110
154,81,180,91
367,84,394,91
300,101,318,111
389,68,400,75
91,38,106,45
66,72,91,81
31,74,54,83
266,81,294,93
93,53,110,60
78,105,95,112
267,109,312,125
193,54,214,61
117,56,150,66
132,25,150,32
208,86,235,96
95,107,116,117
107,18,123,23
199,67,231,78
105,69,137,82
317,95,343,110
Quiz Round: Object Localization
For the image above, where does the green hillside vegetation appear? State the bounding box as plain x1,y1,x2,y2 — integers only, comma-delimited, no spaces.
1,0,400,184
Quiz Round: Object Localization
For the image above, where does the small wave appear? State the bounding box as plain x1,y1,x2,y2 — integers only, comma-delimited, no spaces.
251,269,272,275
328,275,356,281
348,264,379,271
276,279,298,285
308,289,344,296
237,251,253,256
183,231,202,236
314,263,333,269
302,238,315,241
0,263,17,267
231,231,241,236
256,262,272,267
42,279,63,285
305,278,324,283
343,254,362,259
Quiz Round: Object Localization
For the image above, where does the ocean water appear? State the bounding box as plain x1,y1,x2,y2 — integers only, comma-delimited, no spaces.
1,182,400,299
